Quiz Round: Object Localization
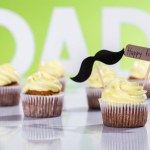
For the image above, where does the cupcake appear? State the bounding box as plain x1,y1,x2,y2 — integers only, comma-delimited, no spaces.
22,72,64,118
0,64,21,106
129,60,150,98
100,78,148,128
86,66,118,110
39,60,65,91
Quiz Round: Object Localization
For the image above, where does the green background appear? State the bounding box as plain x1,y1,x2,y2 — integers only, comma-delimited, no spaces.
0,0,149,76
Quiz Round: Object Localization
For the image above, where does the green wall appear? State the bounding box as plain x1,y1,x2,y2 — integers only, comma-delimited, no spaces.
0,0,150,76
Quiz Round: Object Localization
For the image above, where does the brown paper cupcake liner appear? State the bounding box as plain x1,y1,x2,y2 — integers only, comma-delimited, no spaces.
101,126,148,150
59,78,65,92
86,87,103,110
129,79,150,98
22,93,64,118
22,117,63,141
0,86,21,106
100,100,148,128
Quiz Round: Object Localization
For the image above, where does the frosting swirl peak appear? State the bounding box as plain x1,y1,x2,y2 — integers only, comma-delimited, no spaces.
0,64,19,86
23,72,62,93
102,78,147,104
130,60,150,79
39,60,64,78
88,66,118,88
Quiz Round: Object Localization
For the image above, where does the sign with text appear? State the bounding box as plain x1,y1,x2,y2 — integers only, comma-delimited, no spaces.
124,45,150,61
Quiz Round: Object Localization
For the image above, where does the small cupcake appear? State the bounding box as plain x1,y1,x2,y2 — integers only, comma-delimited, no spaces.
100,78,148,128
22,72,64,118
129,60,150,98
86,66,118,110
0,64,21,106
39,60,65,91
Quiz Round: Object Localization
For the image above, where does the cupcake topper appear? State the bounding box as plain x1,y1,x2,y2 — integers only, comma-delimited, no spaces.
96,64,105,88
124,44,150,88
71,49,124,82
71,44,150,89
143,65,150,88
124,44,150,61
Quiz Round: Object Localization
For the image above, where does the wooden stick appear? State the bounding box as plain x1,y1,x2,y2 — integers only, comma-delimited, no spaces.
143,64,150,89
96,65,105,88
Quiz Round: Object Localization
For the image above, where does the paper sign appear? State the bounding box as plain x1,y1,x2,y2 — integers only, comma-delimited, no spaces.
124,44,150,61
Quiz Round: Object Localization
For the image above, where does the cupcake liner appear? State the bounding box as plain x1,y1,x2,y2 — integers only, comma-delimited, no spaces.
129,79,150,98
59,78,65,92
22,117,63,141
86,87,103,110
101,126,148,150
0,86,21,106
100,99,148,128
22,92,64,118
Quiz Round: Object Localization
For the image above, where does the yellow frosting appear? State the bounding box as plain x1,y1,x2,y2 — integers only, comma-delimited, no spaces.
88,66,118,88
39,60,64,78
102,78,147,104
23,72,62,93
130,60,150,79
0,64,19,86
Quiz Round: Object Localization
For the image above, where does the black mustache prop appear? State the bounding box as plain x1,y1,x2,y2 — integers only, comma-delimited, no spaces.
71,49,124,82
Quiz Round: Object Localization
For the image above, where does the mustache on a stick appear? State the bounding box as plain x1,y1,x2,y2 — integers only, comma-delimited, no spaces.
71,49,124,82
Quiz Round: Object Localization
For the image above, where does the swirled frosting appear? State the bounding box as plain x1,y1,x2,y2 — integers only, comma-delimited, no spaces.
130,60,150,79
88,66,118,88
39,60,64,78
102,78,147,104
23,72,62,93
0,64,19,86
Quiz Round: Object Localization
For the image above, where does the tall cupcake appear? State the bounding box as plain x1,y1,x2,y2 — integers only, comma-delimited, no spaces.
0,64,21,106
39,60,65,91
22,72,64,118
129,60,150,97
100,78,148,128
86,66,118,110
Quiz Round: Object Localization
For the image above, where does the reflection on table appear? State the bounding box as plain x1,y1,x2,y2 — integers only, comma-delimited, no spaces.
101,126,149,150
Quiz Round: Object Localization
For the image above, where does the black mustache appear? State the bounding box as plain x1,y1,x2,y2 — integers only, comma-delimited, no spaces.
71,49,124,82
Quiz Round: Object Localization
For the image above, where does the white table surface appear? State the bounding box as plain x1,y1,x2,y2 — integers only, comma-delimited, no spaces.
0,83,150,150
